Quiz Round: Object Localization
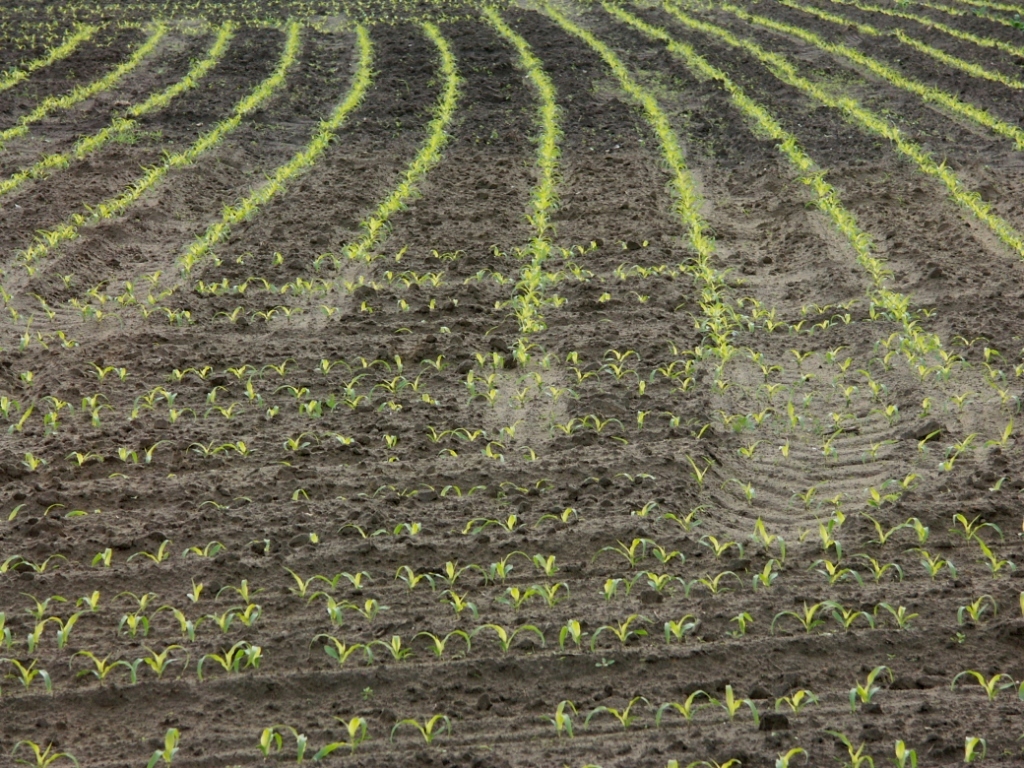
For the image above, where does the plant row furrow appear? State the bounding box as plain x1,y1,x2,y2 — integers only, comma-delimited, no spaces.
13,23,303,270
178,24,375,274
0,22,99,94
0,23,168,153
482,6,564,336
718,1,1024,151
778,0,1024,89
0,22,235,201
339,22,461,266
662,2,1024,260
833,0,1024,56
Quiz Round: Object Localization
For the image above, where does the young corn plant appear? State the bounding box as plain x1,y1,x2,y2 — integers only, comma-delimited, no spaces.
876,603,919,630
893,740,918,768
664,614,699,643
414,630,472,658
390,715,451,744
772,602,828,634
146,729,180,768
719,685,760,725
585,696,650,730
825,731,876,768
656,691,715,725
196,641,261,681
958,595,997,625
951,514,1003,544
951,670,1015,701
313,635,373,667
849,665,893,711
137,645,186,679
473,624,545,653
10,741,80,767
542,700,578,737
558,619,587,651
590,614,649,649
1,658,53,693
964,737,987,763
775,689,818,714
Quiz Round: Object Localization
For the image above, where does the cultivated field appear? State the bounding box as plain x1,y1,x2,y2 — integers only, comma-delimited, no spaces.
2,0,1024,765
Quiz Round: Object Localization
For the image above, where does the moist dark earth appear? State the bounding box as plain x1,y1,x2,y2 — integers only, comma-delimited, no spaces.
2,0,1024,765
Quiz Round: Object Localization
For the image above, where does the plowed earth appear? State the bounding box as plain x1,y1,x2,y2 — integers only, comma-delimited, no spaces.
2,1,1024,766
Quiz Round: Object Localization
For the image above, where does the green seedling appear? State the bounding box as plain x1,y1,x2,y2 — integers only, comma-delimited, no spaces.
826,601,876,630
656,691,714,725
951,514,1003,543
825,731,875,768
951,670,1014,701
752,560,780,591
875,603,919,630
850,665,892,711
196,641,261,681
590,614,648,649
699,535,743,558
664,614,699,643
138,645,186,679
390,715,451,744
774,747,807,768
855,554,904,583
893,740,917,768
911,548,957,580
585,696,650,730
811,558,863,586
146,729,180,768
964,737,987,763
414,630,472,658
474,624,545,653
317,717,370,756
958,595,997,625
775,689,818,713
861,513,908,546
595,538,653,568
720,685,760,725
1,658,52,692
772,602,827,634
697,571,740,594
974,538,1016,576
558,620,587,650
542,700,578,737
374,635,413,661
313,635,373,667
11,741,80,767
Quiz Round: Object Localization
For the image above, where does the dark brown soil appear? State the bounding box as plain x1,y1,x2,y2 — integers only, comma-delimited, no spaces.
3,3,1024,767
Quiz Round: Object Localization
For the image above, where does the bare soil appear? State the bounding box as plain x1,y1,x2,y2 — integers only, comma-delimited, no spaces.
2,2,1024,766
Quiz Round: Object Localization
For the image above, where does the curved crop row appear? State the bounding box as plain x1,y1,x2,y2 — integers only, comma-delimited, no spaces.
340,22,460,265
0,23,99,94
778,0,1023,90
718,2,1024,151
608,3,944,361
830,0,1024,58
663,1,1024,260
482,5,563,335
15,23,302,269
542,1,742,356
0,23,168,153
179,24,375,274
663,1,1024,262
0,23,235,200
661,2,1024,259
931,0,1024,14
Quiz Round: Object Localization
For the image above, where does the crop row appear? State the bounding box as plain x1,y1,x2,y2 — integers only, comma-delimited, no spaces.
0,23,236,199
